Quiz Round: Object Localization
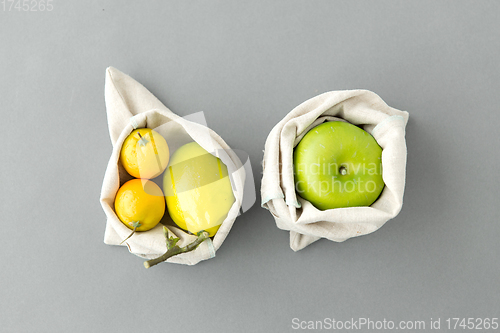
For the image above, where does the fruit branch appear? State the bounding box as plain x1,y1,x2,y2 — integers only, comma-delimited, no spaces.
143,228,210,269
120,221,142,245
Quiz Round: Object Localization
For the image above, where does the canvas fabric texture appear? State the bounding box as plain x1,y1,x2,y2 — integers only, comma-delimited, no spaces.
261,90,409,251
100,67,245,265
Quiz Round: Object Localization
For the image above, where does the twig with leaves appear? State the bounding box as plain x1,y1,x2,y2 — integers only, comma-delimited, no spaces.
143,227,210,269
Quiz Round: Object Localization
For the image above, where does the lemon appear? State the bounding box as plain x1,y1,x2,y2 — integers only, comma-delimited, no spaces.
163,142,235,237
120,128,170,179
114,179,165,232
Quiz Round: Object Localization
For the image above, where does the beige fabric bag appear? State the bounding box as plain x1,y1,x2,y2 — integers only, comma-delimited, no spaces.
100,67,245,265
261,90,409,251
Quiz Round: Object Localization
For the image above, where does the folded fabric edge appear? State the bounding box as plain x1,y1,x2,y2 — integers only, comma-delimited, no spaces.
372,114,408,136
261,192,284,208
103,220,214,266
290,231,322,251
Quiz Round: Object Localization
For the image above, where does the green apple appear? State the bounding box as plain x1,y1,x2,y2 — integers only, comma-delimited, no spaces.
293,121,384,210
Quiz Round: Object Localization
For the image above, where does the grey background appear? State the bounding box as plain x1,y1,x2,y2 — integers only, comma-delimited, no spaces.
1,1,499,332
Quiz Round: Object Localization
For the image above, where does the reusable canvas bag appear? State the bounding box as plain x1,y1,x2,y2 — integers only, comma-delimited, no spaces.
100,67,246,265
261,90,409,251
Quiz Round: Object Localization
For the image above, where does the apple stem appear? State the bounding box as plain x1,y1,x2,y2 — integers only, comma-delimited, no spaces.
119,227,137,245
339,166,347,176
143,229,210,269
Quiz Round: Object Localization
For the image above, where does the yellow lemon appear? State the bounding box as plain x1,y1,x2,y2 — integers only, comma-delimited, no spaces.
163,142,235,237
114,179,165,232
120,128,170,179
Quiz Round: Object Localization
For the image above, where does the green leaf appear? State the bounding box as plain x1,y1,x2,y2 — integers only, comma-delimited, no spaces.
163,227,180,249
167,237,180,250
131,221,142,228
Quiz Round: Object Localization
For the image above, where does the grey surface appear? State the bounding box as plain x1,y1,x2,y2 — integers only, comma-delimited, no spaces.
1,1,499,332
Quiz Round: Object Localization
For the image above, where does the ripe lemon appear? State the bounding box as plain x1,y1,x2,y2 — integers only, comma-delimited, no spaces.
114,179,166,232
163,142,235,237
120,128,170,179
